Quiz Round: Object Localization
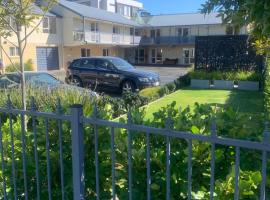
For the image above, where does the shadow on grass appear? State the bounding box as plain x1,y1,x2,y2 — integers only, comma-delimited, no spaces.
183,87,264,115
225,90,264,115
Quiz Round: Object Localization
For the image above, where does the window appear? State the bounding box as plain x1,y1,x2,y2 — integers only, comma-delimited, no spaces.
71,60,81,68
103,49,109,56
183,28,189,37
96,59,111,70
177,28,182,37
8,17,17,30
130,28,134,36
177,27,189,37
113,26,120,34
81,59,95,68
81,48,91,57
131,7,139,18
9,47,19,57
43,17,56,34
91,22,99,32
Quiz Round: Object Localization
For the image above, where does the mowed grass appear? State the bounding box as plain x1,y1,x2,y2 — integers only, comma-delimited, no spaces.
143,89,264,120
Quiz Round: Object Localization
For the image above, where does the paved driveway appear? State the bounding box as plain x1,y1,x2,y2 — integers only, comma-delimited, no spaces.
135,66,190,86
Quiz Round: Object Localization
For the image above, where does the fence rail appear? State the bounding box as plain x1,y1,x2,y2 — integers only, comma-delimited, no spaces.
0,97,269,200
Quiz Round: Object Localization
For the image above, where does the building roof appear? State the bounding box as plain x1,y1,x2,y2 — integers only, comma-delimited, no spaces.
141,13,223,27
58,0,138,26
31,4,56,17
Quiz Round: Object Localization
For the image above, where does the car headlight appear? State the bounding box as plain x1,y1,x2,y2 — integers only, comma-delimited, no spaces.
138,77,150,82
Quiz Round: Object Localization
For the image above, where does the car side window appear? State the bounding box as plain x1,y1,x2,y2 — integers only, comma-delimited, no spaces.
81,59,95,69
71,60,81,68
96,59,114,70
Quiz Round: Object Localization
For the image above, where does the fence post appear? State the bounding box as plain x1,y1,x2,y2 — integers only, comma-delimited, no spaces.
70,104,85,200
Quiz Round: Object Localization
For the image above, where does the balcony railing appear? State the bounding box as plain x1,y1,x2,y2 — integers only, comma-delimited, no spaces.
85,32,100,43
73,31,84,41
139,36,196,45
73,31,140,45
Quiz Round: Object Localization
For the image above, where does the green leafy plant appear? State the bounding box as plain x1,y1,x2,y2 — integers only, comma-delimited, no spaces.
5,59,34,72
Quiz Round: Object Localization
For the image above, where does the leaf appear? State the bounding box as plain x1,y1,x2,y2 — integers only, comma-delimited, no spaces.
191,125,200,134
151,183,160,190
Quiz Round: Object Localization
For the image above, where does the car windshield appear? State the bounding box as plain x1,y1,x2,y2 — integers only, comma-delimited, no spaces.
108,58,134,70
0,75,19,89
26,73,61,86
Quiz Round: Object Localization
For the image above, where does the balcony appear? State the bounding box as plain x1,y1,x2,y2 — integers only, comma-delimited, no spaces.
85,32,100,43
73,31,141,45
139,36,196,45
73,31,84,41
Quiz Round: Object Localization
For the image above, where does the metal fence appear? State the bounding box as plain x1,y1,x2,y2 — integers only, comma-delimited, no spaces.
0,98,269,200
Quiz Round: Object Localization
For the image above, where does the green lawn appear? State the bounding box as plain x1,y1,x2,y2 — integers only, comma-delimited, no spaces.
143,89,264,120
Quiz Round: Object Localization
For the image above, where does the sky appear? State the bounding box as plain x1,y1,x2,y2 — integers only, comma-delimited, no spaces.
139,0,207,15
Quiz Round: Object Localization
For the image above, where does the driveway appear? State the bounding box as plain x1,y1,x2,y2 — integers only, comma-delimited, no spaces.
135,66,190,86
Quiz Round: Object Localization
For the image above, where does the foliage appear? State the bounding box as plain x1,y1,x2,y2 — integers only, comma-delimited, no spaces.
201,0,270,54
264,58,270,120
139,74,191,101
201,0,270,39
0,0,57,110
0,88,267,199
139,86,161,100
189,70,262,81
5,59,34,72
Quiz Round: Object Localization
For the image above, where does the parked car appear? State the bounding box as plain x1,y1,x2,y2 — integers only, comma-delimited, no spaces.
66,57,160,92
0,71,97,96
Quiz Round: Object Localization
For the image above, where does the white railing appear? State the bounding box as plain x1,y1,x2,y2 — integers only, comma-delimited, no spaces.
85,32,100,43
73,31,84,41
73,30,140,45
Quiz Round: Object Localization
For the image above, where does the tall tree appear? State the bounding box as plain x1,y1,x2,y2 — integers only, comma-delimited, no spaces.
0,0,57,110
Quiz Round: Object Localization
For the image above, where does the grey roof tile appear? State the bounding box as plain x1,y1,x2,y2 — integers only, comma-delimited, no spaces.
141,13,222,27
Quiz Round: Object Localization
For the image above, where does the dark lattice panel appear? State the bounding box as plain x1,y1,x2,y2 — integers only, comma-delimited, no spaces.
195,35,264,72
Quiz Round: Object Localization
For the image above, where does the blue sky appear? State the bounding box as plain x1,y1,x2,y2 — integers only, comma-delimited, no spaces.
140,0,207,15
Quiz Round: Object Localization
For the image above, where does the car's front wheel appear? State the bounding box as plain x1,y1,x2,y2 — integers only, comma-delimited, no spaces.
70,76,83,87
122,81,135,93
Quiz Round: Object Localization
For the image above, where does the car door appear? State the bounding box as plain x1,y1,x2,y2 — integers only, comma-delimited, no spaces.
95,59,121,89
72,58,98,87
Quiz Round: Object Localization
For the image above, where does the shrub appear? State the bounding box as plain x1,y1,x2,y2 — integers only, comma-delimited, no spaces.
5,59,34,72
139,86,161,99
0,89,267,199
234,70,262,81
189,70,261,81
264,58,270,119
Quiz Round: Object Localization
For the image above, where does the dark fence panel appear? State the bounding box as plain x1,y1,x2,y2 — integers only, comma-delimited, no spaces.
195,35,264,72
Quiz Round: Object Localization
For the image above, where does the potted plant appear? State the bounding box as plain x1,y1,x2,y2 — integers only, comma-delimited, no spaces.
212,71,234,90
190,70,210,89
236,71,261,91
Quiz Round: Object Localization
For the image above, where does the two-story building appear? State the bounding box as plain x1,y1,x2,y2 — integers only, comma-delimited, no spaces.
51,0,141,69
129,13,247,65
0,0,248,72
0,5,63,71
69,0,143,19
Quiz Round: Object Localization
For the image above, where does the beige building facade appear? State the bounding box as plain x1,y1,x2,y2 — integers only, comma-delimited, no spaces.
0,0,248,72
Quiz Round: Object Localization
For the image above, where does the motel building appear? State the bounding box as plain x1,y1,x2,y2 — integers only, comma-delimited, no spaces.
0,0,247,72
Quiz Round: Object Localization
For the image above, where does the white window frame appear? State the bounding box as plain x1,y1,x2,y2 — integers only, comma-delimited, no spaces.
81,48,91,57
43,17,56,34
103,49,109,56
9,47,19,57
183,48,194,64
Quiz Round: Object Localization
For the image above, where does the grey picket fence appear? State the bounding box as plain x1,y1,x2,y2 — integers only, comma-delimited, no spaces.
0,97,269,200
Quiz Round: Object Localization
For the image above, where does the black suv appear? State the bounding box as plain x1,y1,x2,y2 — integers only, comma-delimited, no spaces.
66,57,160,92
